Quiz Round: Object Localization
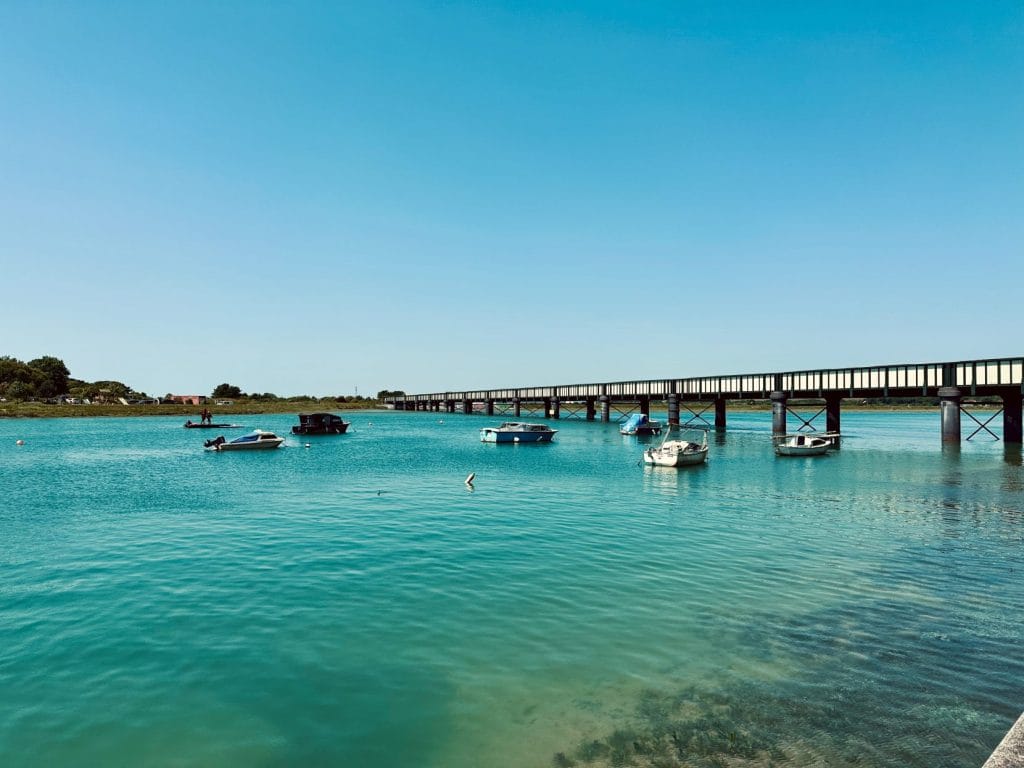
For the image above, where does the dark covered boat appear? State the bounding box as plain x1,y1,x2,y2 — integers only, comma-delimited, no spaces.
292,413,350,435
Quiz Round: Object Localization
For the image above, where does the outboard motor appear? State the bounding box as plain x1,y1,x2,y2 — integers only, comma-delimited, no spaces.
204,436,226,448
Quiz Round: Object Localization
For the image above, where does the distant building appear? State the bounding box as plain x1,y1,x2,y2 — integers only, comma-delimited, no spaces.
168,395,208,405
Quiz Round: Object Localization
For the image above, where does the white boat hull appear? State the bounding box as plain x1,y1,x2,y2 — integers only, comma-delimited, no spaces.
643,440,708,467
774,434,831,456
205,430,285,451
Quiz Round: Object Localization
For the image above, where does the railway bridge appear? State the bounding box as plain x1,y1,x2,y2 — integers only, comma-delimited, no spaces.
383,357,1024,444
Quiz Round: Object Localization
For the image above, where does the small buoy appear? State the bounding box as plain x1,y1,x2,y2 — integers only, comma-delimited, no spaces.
465,472,475,486
304,443,311,448
16,439,24,446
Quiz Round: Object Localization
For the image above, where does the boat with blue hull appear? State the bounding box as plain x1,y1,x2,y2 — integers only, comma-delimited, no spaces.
480,422,557,443
619,413,663,436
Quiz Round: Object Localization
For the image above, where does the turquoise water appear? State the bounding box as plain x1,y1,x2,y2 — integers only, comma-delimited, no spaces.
1,410,1022,767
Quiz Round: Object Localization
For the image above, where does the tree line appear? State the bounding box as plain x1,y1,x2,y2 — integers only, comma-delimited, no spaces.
1,355,402,403
0,355,74,400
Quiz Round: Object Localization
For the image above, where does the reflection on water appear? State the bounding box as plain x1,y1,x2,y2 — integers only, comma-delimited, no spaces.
639,463,709,495
1003,444,1023,467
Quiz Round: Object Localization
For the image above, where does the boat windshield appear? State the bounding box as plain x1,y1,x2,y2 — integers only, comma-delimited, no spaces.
660,425,708,446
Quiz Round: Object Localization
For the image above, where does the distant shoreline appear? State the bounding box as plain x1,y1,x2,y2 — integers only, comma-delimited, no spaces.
0,401,384,419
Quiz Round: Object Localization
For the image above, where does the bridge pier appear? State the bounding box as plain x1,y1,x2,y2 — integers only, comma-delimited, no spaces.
550,397,560,419
770,391,788,435
667,394,680,426
826,394,842,434
599,396,610,422
640,396,650,417
513,398,521,417
462,399,472,415
586,397,596,421
486,399,494,416
938,387,961,443
714,398,727,431
1000,388,1023,444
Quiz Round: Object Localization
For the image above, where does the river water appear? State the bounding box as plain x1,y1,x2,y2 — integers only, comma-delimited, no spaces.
1,410,1021,767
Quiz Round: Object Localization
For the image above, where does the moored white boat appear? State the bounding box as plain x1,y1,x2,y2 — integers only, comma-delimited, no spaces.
774,433,831,456
205,429,285,451
642,427,708,467
480,422,557,443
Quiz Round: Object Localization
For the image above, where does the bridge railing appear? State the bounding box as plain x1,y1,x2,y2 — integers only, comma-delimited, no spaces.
387,356,1024,404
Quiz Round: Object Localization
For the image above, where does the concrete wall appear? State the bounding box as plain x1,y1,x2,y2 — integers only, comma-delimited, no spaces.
984,712,1024,767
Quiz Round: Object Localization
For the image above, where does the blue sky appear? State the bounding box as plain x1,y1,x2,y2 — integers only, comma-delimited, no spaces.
2,1,1021,397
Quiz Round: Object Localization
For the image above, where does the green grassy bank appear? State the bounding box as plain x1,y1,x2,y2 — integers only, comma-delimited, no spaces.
0,400,383,419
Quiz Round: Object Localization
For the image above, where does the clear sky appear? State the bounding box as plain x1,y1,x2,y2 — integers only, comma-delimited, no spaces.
2,1,1021,397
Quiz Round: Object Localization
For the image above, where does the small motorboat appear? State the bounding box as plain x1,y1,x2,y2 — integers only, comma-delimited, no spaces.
642,427,708,467
619,413,663,436
184,420,241,429
205,430,284,451
292,413,350,435
774,433,831,457
480,422,557,443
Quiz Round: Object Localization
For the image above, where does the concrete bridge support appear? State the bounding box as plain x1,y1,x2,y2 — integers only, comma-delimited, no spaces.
550,398,560,419
770,391,788,435
714,398,727,431
826,394,842,434
667,394,680,426
513,398,521,417
486,399,494,416
586,398,596,421
600,396,610,422
938,387,962,443
640,396,650,417
1000,388,1023,444
462,399,472,416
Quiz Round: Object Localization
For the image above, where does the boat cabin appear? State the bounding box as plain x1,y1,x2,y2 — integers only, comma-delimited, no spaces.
292,413,350,435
